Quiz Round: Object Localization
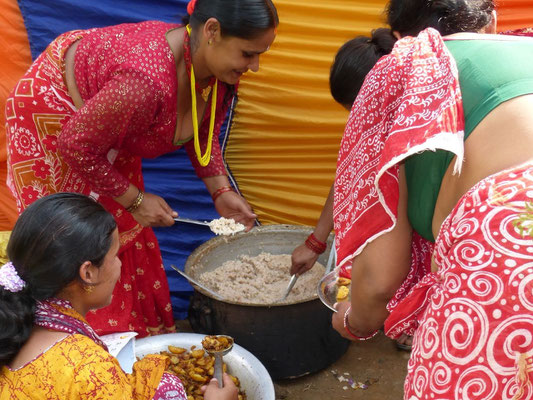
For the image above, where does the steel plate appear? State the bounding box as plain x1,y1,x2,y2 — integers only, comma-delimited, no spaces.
135,333,275,400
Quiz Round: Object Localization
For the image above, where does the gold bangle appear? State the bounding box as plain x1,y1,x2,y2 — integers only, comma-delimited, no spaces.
126,190,144,213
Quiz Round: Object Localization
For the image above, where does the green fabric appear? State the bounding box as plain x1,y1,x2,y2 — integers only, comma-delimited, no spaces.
405,38,533,242
173,135,193,145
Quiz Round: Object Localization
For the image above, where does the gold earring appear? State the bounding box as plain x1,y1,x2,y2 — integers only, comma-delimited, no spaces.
208,39,212,45
83,285,94,293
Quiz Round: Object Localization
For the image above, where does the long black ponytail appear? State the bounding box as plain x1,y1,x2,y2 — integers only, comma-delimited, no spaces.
0,193,116,368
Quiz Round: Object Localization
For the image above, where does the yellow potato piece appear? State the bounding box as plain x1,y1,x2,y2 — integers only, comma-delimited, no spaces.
190,349,205,359
336,285,349,301
336,277,351,286
170,355,180,365
168,345,187,354
189,372,208,383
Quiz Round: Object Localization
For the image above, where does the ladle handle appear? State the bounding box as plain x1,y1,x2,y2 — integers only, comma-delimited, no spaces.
214,354,224,388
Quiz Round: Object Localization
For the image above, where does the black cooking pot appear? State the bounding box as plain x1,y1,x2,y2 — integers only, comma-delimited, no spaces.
185,225,350,380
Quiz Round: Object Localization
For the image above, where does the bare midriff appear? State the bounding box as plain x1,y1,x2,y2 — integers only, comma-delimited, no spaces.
64,40,84,110
432,94,533,256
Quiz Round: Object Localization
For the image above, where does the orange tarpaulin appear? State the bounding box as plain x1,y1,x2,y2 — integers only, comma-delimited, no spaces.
498,0,533,31
0,0,31,230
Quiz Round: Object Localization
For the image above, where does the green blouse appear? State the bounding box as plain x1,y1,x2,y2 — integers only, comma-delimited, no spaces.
405,38,533,242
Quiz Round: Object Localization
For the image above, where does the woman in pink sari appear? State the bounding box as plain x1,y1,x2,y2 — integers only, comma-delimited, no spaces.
5,0,278,336
331,0,533,398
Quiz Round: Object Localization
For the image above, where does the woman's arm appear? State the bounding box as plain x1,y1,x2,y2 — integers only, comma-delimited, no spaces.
59,71,177,227
290,184,334,275
332,166,412,339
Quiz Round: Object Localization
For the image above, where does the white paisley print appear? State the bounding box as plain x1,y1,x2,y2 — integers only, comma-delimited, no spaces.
404,163,533,400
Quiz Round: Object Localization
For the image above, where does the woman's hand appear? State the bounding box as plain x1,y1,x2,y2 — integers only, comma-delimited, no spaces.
131,192,178,227
202,373,239,400
214,191,257,231
290,243,319,275
331,301,352,339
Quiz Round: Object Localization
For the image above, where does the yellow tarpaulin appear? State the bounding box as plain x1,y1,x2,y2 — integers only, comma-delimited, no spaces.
227,0,388,227
227,0,533,227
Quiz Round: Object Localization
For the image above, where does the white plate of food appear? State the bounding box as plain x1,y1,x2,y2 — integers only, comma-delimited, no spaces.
135,333,275,400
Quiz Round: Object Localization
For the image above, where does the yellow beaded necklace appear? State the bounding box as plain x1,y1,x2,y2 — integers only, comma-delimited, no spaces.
186,25,218,167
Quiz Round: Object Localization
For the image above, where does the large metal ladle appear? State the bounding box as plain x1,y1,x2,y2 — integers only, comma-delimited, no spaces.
170,265,224,301
202,335,234,388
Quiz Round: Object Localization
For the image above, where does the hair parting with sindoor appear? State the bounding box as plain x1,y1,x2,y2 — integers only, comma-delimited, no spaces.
184,0,279,39
0,193,116,368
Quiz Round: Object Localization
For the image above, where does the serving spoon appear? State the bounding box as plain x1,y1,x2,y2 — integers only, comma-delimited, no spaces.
202,335,234,388
173,217,210,227
280,274,299,302
170,265,224,301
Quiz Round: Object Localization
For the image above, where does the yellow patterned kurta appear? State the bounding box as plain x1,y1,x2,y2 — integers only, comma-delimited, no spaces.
0,334,168,400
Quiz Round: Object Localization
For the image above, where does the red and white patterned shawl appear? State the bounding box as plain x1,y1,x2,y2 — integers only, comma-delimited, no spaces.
334,28,465,275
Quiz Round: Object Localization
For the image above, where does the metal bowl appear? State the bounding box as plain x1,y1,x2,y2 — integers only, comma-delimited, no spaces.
135,333,275,400
186,224,334,306
317,269,339,312
317,269,352,313
184,225,350,380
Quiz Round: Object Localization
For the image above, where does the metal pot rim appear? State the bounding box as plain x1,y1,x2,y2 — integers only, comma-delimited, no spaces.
184,224,334,307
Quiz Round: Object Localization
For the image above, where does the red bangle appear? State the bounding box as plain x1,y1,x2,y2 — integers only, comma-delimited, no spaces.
343,307,379,341
304,233,327,254
211,186,234,202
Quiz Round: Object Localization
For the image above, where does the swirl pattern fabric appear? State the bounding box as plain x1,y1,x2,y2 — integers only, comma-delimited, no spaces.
386,163,533,399
333,28,465,274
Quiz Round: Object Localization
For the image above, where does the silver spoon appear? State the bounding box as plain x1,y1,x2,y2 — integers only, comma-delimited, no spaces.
170,265,224,301
280,274,299,302
173,217,210,227
202,335,234,388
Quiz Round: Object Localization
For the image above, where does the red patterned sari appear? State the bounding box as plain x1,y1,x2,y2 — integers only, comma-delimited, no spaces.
388,164,533,399
334,28,533,398
333,28,462,322
5,22,231,336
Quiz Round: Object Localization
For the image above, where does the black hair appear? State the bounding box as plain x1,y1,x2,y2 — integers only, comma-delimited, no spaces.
387,0,494,37
330,28,397,108
184,0,279,39
0,193,116,368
